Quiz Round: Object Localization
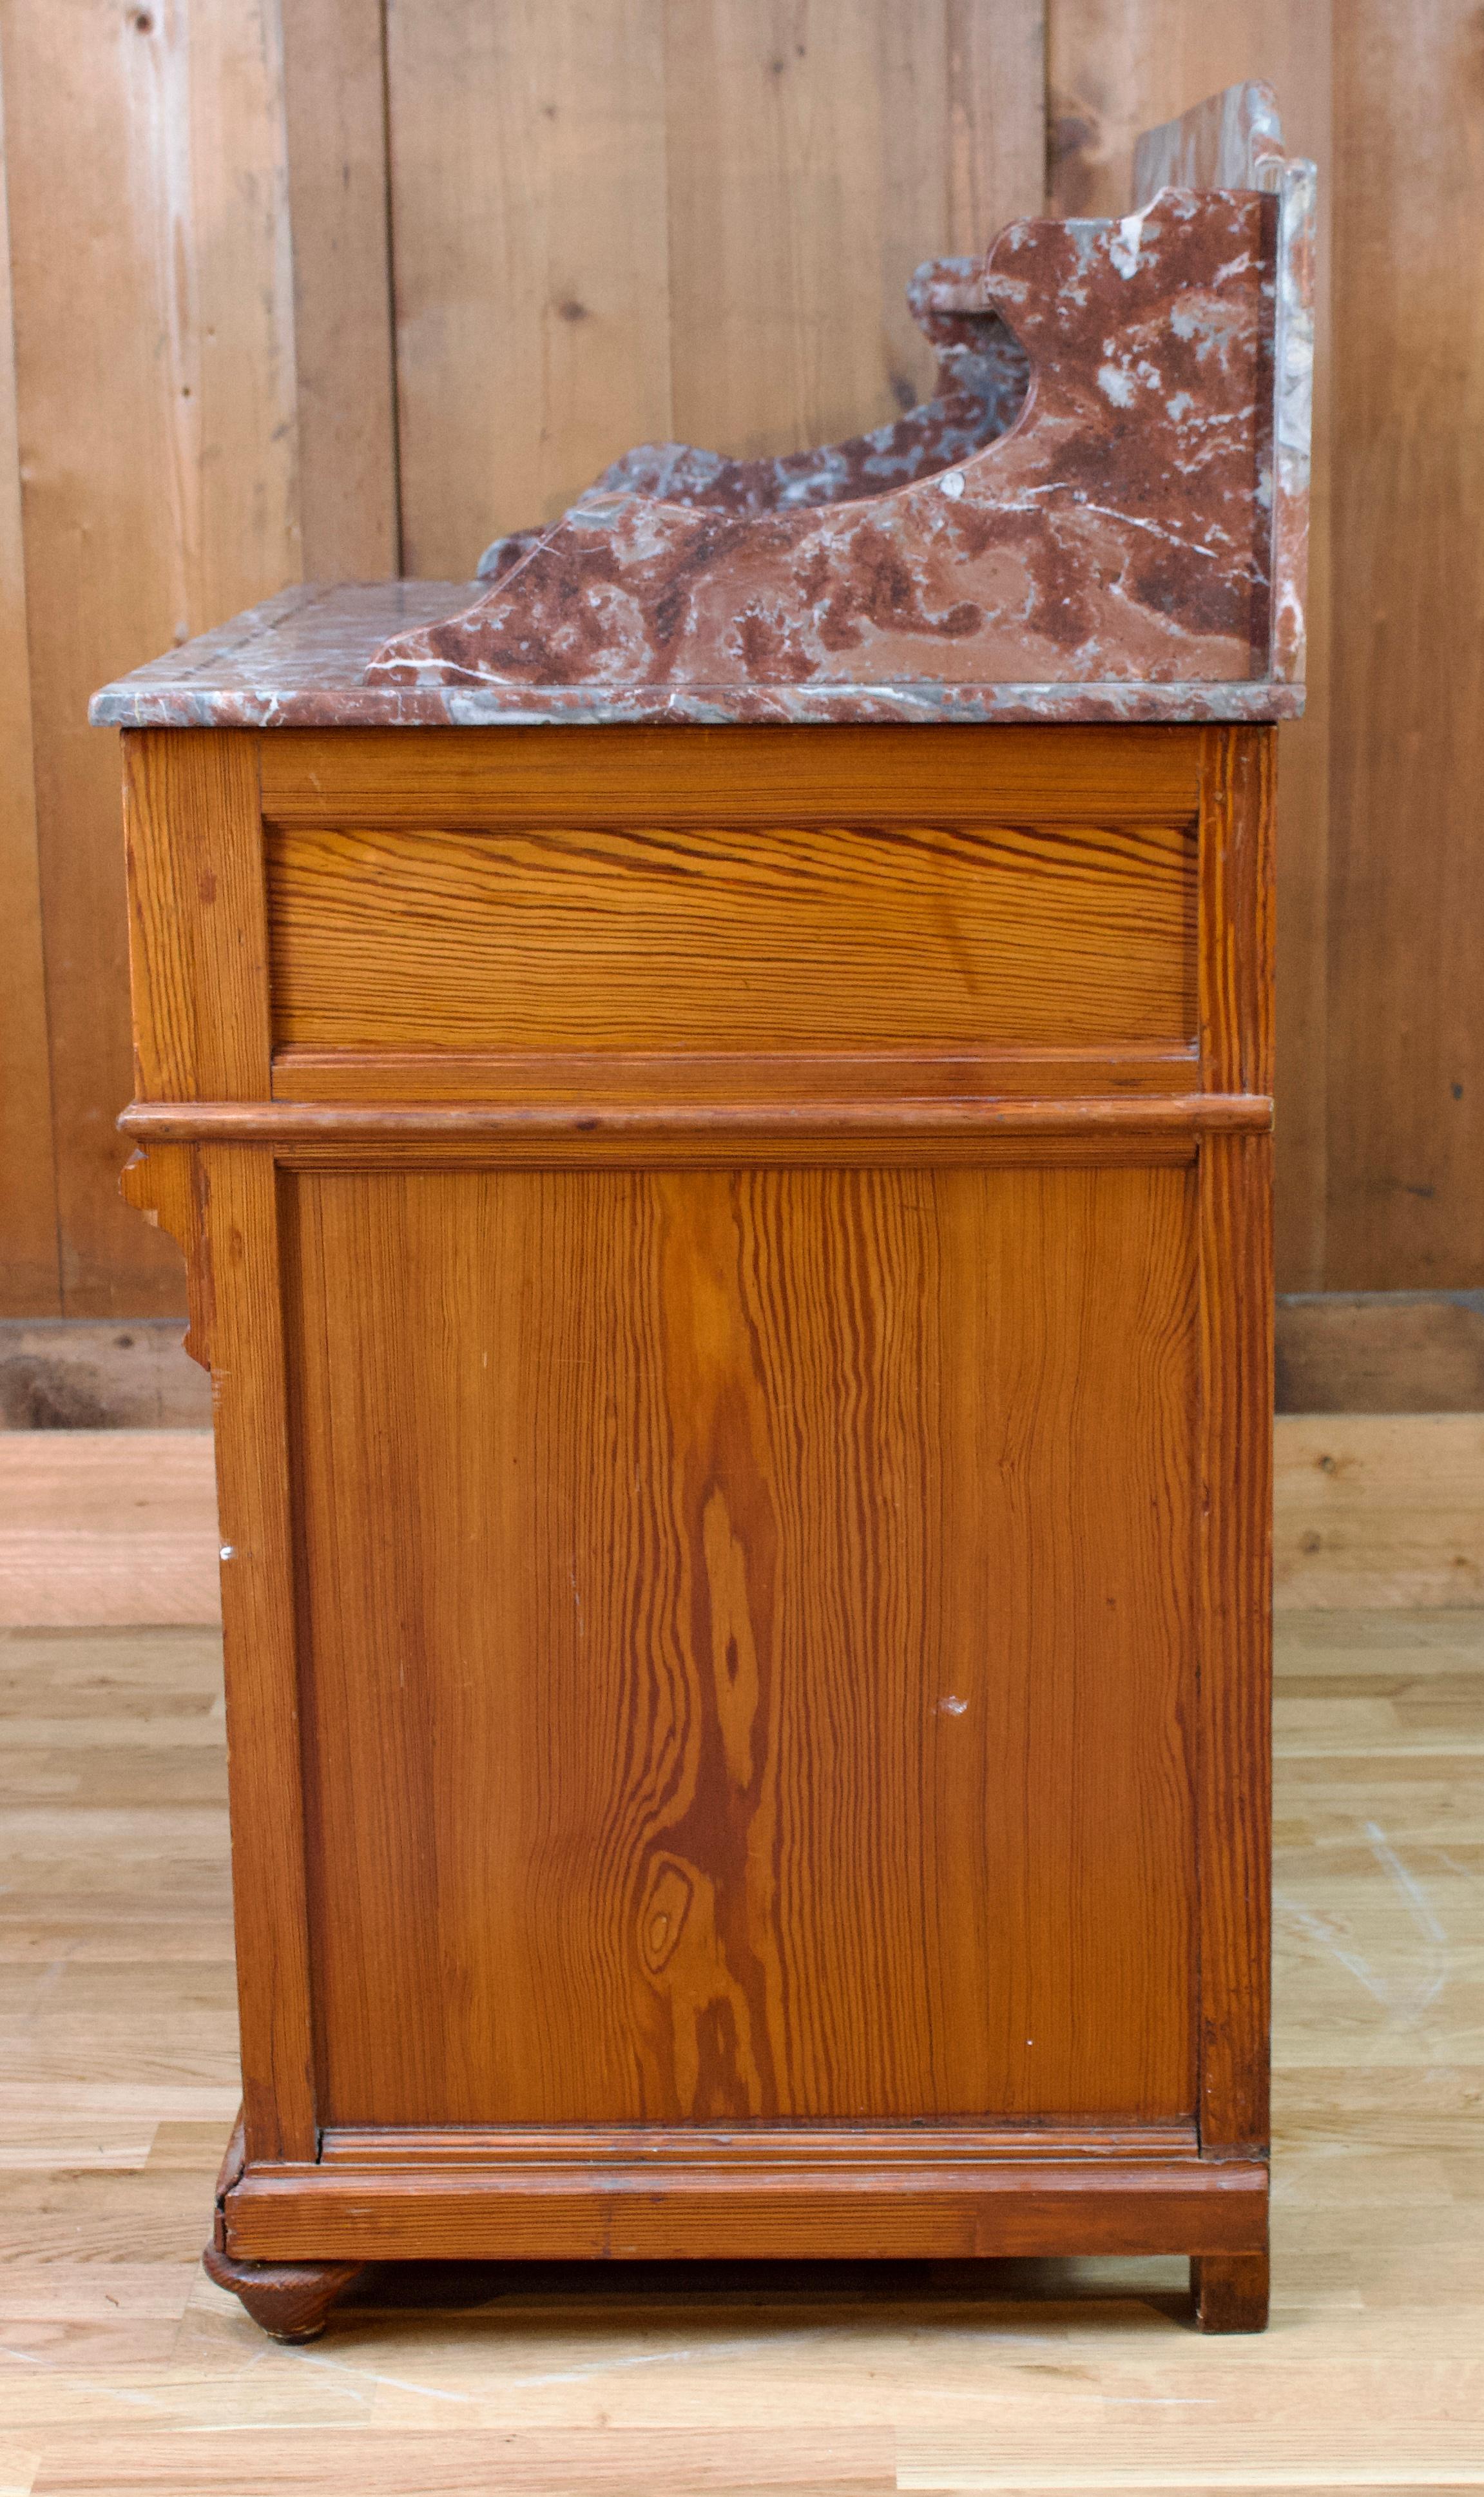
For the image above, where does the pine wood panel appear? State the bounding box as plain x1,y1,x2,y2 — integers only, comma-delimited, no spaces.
1196,1133,1273,2152
0,0,299,1313
198,1146,316,2164
1046,0,1332,1291
124,735,271,1104
1325,2,1484,1287
267,815,1198,1057
0,43,55,1316
285,1160,1199,2131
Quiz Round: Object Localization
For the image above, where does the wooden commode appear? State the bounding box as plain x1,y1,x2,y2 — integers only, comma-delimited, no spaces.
93,84,1313,2342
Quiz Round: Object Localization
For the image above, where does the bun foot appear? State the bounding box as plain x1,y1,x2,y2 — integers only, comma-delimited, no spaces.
202,2244,367,2343
1191,2250,1269,2333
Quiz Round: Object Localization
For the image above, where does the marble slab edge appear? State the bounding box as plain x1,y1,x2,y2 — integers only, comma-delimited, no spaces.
92,678,1304,728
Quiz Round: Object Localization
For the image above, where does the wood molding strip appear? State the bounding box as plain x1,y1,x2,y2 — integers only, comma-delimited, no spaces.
317,2122,1200,2169
222,2155,1269,2264
121,1095,1273,1144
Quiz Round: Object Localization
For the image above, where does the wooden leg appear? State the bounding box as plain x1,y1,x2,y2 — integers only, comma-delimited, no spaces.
202,2243,367,2344
1191,2250,1269,2333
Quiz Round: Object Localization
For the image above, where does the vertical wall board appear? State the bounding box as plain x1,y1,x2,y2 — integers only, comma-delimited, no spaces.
1325,5,1484,1288
1,0,300,1314
281,0,400,579
0,45,57,1313
1046,0,1333,1293
945,0,1048,253
664,1,926,456
662,2,1045,463
385,0,674,575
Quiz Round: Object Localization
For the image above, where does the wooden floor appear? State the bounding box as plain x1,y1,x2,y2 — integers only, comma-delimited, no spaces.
0,1612,1479,2491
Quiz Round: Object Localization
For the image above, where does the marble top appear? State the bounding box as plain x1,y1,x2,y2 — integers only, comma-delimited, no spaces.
92,82,1311,735
90,579,1304,728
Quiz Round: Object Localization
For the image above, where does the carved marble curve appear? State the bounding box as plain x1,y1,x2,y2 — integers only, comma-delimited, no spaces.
89,82,1313,732
474,259,1032,584
360,82,1313,718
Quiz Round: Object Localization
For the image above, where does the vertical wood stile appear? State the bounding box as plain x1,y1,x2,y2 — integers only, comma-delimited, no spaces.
123,733,273,1104
1196,724,1275,2157
202,1143,317,2164
1195,1130,1273,2155
1199,728,1275,1101
0,44,57,1313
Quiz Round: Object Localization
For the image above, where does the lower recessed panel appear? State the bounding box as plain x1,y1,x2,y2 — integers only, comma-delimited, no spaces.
284,1163,1198,2128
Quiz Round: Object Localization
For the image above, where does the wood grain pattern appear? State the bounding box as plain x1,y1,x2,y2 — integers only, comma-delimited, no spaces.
124,734,271,1104
197,1146,316,2164
0,0,299,1312
385,0,674,572
280,0,399,577
0,43,56,1315
1326,1,1484,1287
258,724,1206,826
1197,1133,1273,2155
284,1160,1199,2132
267,814,1197,1056
0,1427,219,1629
271,1041,1201,1106
1199,726,1275,1099
660,1,1041,459
1275,1288,1484,1414
119,1095,1264,1159
222,2158,1267,2266
946,0,1048,255
1274,1412,1484,1609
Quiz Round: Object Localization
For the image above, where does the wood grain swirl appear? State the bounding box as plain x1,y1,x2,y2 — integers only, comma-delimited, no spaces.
267,815,1198,1055
284,1161,1199,2131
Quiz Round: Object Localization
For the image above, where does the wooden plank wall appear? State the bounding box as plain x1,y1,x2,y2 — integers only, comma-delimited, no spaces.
0,1,1474,1312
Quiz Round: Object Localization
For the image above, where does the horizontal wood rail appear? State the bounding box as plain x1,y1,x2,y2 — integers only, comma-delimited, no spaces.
222,2152,1269,2264
271,1042,1202,1105
120,1094,1272,1144
317,2122,1201,2168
